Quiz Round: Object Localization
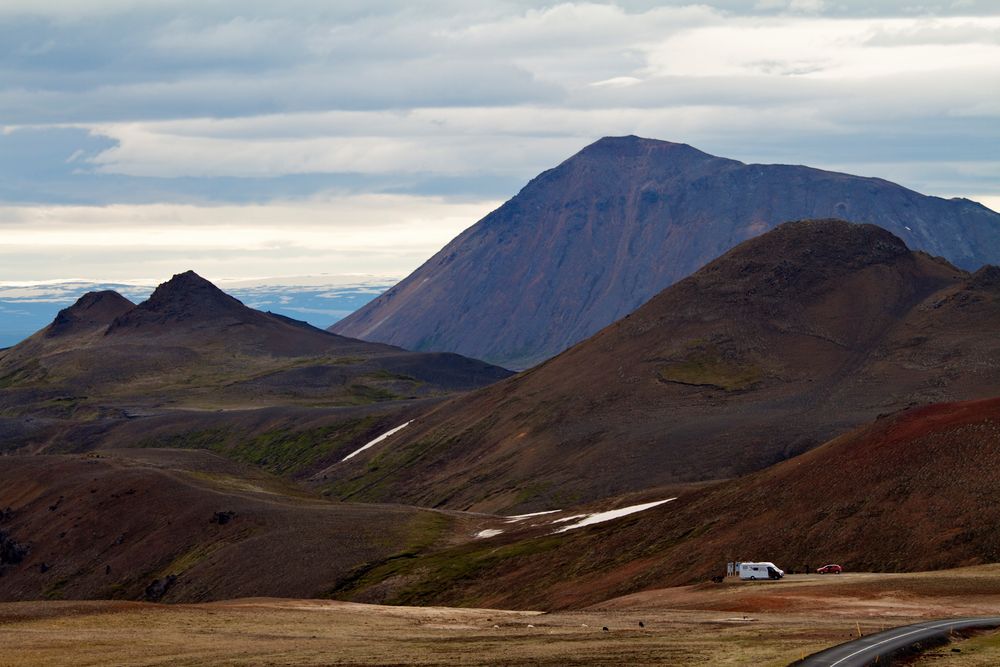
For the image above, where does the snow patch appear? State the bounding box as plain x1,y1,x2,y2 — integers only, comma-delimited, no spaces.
504,510,561,523
341,421,412,462
552,499,677,534
475,529,504,539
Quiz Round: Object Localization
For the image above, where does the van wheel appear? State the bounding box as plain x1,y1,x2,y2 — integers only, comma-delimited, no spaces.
749,576,756,580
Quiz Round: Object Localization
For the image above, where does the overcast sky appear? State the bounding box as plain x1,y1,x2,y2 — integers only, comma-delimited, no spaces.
1,0,998,281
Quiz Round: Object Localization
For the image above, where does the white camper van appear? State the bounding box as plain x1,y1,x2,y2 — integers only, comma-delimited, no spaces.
738,562,784,580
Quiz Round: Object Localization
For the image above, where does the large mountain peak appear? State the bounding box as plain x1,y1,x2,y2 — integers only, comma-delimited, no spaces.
332,138,1000,369
576,135,718,161
46,290,135,338
545,135,735,186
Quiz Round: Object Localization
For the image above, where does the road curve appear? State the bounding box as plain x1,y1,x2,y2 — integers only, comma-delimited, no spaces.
793,616,1000,666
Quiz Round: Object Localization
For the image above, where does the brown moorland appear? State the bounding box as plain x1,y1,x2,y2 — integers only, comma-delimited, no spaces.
324,220,1000,512
4,567,1000,666
327,396,1000,610
0,271,511,474
0,449,472,604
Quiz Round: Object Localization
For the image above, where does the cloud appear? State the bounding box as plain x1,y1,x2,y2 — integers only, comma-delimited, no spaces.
0,1,997,281
0,195,501,280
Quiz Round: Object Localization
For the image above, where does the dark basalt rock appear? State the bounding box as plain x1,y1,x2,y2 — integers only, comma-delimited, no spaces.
106,270,250,333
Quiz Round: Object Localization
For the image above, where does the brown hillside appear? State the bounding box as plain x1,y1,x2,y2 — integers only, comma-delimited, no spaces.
323,220,1000,512
334,397,1000,611
0,449,463,603
0,272,511,504
0,272,511,432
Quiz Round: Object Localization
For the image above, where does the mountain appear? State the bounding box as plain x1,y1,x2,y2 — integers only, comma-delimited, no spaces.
0,271,511,464
0,270,510,403
331,136,1000,369
0,276,395,349
103,270,388,357
322,220,1000,512
330,396,1000,611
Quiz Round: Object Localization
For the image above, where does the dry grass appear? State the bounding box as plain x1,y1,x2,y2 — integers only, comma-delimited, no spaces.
0,599,858,667
911,628,1000,665
6,567,1000,666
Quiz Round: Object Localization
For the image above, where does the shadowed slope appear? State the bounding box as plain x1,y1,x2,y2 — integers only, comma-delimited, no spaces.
46,291,135,339
332,136,1000,369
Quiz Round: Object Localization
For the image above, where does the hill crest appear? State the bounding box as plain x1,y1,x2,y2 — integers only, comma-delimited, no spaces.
46,290,135,338
106,270,252,333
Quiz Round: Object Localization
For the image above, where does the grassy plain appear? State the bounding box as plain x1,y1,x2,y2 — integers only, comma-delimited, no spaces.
4,568,1000,666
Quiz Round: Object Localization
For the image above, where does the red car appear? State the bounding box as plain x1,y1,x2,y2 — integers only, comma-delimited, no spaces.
816,564,843,574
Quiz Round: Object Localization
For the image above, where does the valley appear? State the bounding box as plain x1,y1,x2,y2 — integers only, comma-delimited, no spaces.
7,1,1000,663
2,156,999,667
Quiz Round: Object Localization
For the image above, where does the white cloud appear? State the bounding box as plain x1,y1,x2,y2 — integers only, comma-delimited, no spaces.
0,1,997,281
643,16,1000,79
969,195,1000,214
78,118,585,178
789,0,824,12
0,196,501,281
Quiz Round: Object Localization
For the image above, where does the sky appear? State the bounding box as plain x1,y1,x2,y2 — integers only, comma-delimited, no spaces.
1,0,998,282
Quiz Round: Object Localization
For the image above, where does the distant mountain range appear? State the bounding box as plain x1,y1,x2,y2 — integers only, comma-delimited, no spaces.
324,220,1000,512
0,275,395,349
332,136,1000,369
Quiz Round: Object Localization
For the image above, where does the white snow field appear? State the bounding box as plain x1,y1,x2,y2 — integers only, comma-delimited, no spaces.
552,498,677,534
504,510,561,523
341,421,413,462
475,529,504,539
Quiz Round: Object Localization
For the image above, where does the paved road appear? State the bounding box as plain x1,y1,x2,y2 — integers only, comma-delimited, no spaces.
795,616,1000,666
